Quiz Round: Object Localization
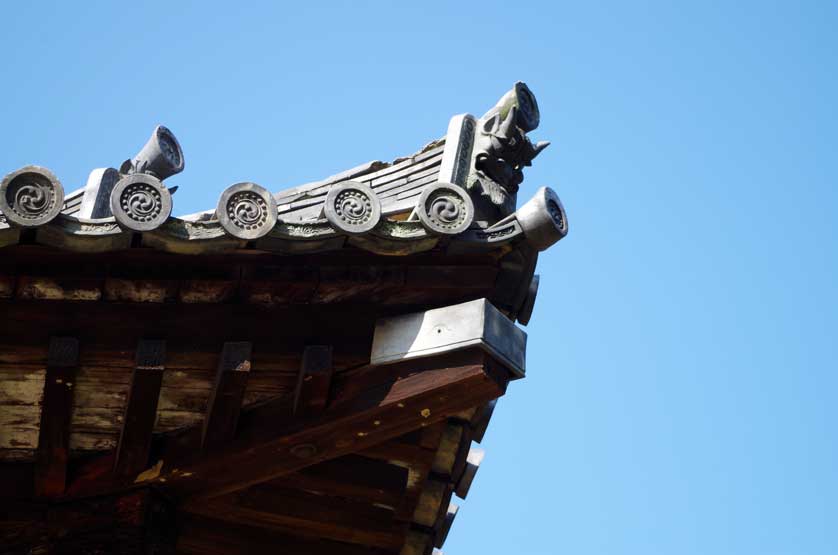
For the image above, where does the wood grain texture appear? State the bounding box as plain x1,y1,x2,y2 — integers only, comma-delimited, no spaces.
34,337,79,497
76,349,509,500
184,485,405,549
293,345,334,418
114,340,166,478
269,454,409,510
202,342,252,449
0,364,44,460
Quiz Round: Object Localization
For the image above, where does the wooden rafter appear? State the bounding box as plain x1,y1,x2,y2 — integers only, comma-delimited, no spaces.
34,336,79,498
269,454,409,509
202,341,252,450
184,485,406,549
293,345,334,418
114,339,166,477
116,348,510,500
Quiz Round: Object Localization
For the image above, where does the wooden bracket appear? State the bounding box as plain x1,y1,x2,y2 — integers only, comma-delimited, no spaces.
145,349,508,500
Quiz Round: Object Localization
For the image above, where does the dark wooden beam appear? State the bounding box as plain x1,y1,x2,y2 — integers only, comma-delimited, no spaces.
411,478,453,529
293,345,334,418
177,514,395,555
358,424,445,523
183,485,405,549
202,341,252,450
141,349,509,500
269,454,408,509
360,436,439,468
34,336,79,498
114,339,166,478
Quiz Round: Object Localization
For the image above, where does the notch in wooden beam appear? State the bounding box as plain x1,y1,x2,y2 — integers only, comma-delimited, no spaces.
34,336,80,498
293,345,333,418
115,339,166,478
202,342,252,449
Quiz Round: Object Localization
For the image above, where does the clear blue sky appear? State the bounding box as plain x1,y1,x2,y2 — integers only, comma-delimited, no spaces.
2,2,836,554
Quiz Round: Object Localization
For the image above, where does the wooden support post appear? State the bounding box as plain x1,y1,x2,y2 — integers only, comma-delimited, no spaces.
202,342,252,450
293,345,333,418
115,339,166,478
34,337,79,498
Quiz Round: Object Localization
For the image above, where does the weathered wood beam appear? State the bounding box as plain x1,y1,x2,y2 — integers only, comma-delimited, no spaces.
360,432,440,469
139,348,509,500
0,301,377,361
357,427,443,522
183,485,405,550
34,336,79,498
269,454,408,509
114,339,166,478
293,345,334,418
202,341,252,449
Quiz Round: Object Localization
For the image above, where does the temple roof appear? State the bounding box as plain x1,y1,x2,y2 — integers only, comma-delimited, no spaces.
0,83,569,555
1,82,567,260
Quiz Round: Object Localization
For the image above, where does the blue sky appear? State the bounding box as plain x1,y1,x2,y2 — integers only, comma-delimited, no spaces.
2,2,836,554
